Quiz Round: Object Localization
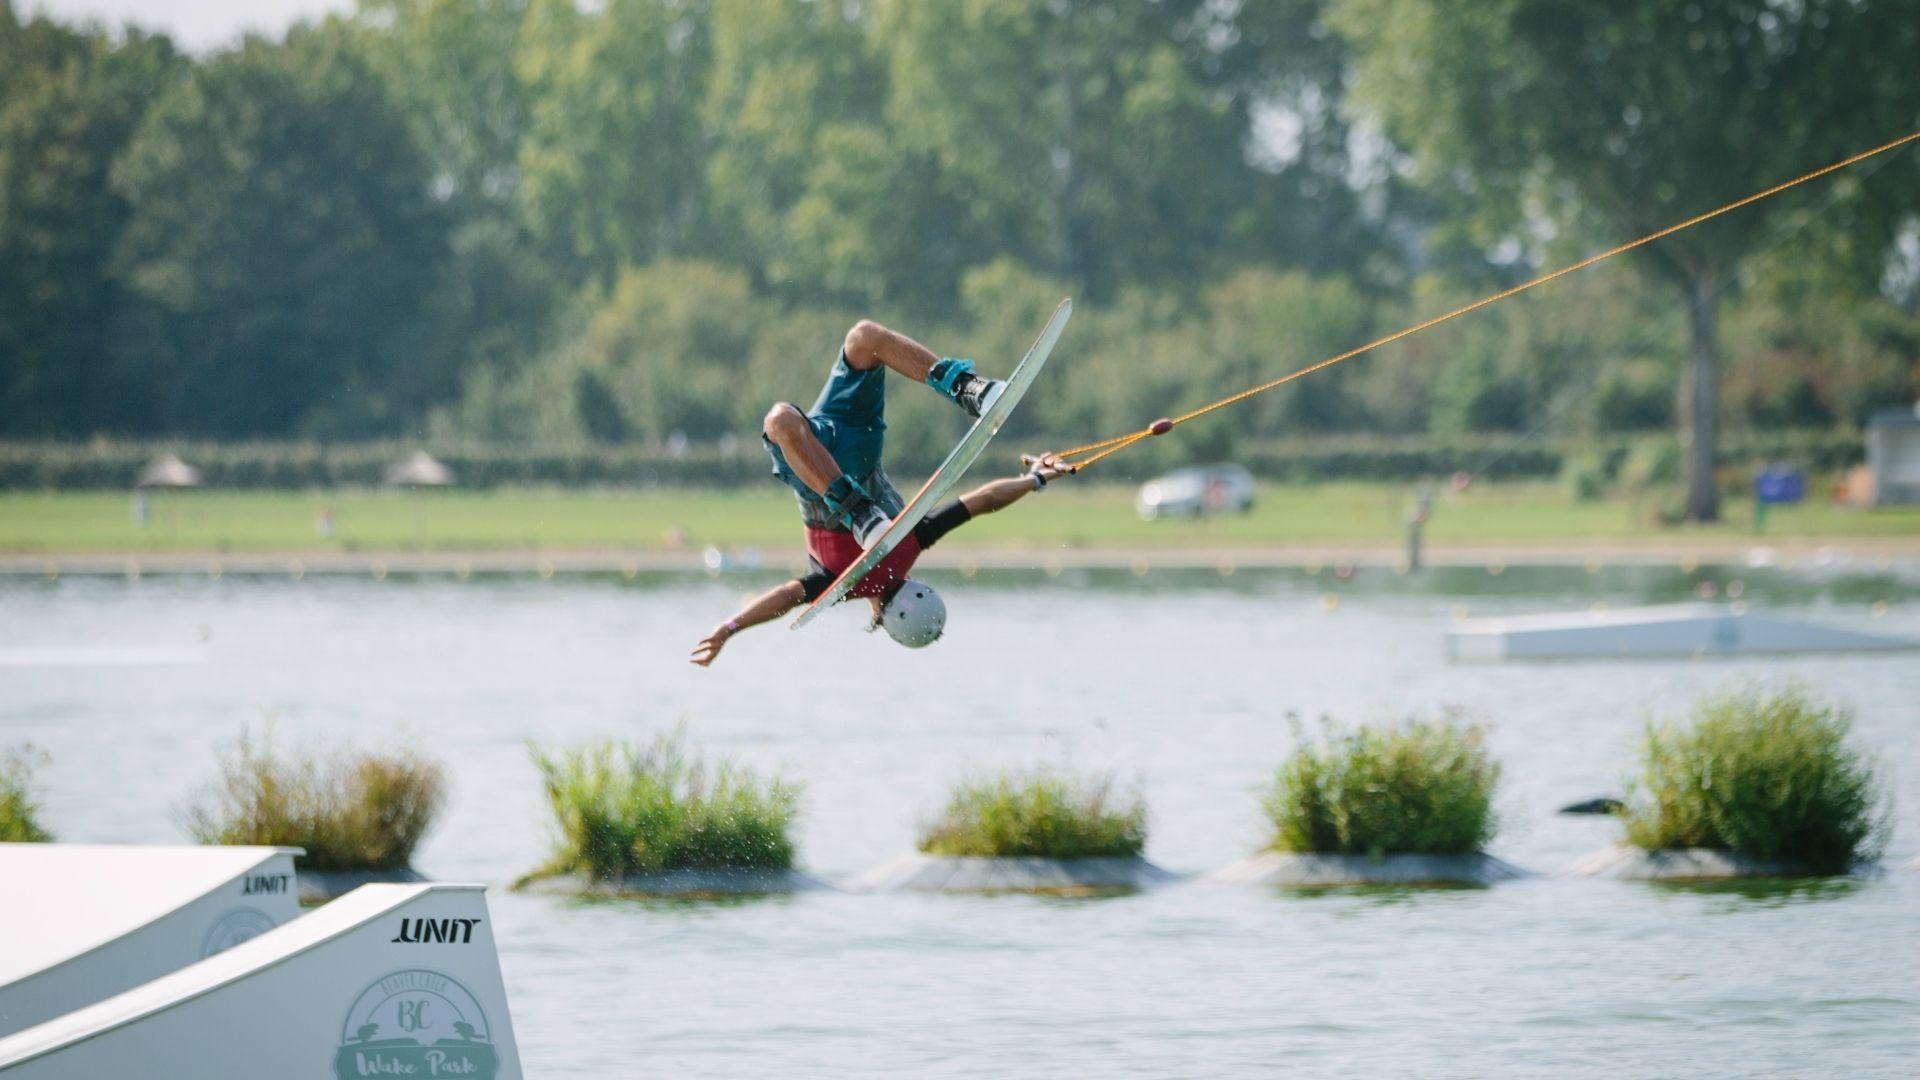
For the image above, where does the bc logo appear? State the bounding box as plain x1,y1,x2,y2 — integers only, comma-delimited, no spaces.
201,907,277,958
335,969,498,1079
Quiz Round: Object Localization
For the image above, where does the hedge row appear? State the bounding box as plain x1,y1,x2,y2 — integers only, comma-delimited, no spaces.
1245,429,1864,483
0,430,1864,491
0,441,770,490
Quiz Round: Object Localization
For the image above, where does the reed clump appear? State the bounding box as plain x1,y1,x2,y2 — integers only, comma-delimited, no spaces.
1,744,53,843
1621,684,1887,873
183,728,446,871
918,769,1147,859
1264,714,1499,856
528,730,799,879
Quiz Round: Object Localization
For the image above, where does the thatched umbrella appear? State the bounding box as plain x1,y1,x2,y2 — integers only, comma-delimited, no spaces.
385,451,455,548
134,454,201,537
137,453,203,488
384,450,454,487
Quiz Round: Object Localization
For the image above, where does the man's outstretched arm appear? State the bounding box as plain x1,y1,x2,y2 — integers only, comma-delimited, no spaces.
689,579,807,667
957,454,1072,517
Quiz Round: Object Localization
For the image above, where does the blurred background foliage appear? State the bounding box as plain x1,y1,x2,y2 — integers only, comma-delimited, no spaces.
2,0,1917,477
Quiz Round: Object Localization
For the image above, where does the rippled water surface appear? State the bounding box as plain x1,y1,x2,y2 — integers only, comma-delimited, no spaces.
4,565,1917,1076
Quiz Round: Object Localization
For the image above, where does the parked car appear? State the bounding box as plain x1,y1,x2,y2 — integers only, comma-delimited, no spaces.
1135,464,1256,520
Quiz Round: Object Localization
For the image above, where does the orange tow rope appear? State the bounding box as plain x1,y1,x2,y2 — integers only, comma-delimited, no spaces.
1045,129,1920,474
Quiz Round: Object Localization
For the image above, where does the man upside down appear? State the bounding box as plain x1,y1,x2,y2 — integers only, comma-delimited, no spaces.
690,319,1067,667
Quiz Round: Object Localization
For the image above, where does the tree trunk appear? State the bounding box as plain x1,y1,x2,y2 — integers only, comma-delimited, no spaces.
1682,271,1721,522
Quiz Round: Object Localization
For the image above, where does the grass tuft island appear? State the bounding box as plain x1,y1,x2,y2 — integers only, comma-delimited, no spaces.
920,770,1147,859
854,769,1175,893
1,744,54,843
1579,684,1888,879
1208,715,1530,886
184,728,445,902
517,730,824,897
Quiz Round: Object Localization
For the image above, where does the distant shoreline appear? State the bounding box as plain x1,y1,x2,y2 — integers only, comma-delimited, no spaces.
6,540,1916,577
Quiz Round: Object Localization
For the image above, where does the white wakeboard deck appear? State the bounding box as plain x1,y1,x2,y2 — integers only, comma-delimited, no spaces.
0,843,301,1037
792,298,1072,628
0,882,520,1079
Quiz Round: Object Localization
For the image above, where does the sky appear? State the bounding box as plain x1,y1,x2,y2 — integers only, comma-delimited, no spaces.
26,0,352,50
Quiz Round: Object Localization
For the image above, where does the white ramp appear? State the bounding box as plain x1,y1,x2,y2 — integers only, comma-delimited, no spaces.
0,844,301,1037
1447,602,1918,661
0,883,520,1079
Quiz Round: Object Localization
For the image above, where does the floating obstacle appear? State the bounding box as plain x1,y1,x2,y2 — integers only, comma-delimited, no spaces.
516,867,832,898
0,882,520,1078
850,853,1178,893
1446,602,1917,661
1202,852,1532,887
0,843,301,1037
1571,846,1835,880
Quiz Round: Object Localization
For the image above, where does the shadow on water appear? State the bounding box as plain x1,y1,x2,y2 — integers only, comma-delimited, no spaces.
940,885,1151,906
550,890,807,914
1266,883,1494,909
1646,875,1868,909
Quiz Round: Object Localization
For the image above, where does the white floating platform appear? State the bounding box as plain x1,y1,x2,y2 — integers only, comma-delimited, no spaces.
1202,851,1531,887
0,882,520,1078
1447,602,1916,661
517,867,832,898
0,843,301,1037
850,853,1178,892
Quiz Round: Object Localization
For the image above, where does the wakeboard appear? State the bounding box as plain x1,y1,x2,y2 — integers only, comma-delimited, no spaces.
790,297,1073,629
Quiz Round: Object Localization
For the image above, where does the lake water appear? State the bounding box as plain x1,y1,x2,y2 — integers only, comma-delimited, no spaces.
3,564,1917,1076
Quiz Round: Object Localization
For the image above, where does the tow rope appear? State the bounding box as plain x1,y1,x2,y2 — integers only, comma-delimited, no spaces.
1042,129,1920,474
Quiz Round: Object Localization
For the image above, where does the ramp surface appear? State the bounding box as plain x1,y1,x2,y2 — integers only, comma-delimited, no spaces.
0,843,300,1037
0,882,520,1079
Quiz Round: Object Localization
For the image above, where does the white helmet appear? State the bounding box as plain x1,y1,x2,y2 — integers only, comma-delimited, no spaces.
880,579,946,647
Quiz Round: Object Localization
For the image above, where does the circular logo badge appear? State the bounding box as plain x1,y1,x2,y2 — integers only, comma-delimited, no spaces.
201,907,278,958
334,969,498,1080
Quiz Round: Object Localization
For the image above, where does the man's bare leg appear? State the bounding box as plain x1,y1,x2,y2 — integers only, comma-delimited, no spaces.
841,320,937,381
760,320,927,495
842,319,1003,418
766,400,889,545
763,403,842,495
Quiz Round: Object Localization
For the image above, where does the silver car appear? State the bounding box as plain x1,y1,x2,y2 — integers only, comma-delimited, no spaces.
1135,464,1257,520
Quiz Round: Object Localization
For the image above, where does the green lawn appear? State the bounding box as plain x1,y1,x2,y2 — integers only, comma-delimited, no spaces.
1,484,1916,555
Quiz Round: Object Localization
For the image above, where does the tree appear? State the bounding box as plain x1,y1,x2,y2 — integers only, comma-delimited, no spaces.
0,12,181,433
355,0,562,400
781,121,985,315
513,0,710,286
452,260,766,445
1333,0,1920,519
109,23,450,435
356,0,532,215
700,0,878,291
872,0,1267,299
1210,0,1411,292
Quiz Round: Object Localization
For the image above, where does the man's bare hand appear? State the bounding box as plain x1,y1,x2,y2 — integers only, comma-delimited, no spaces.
1024,452,1072,482
689,627,730,667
